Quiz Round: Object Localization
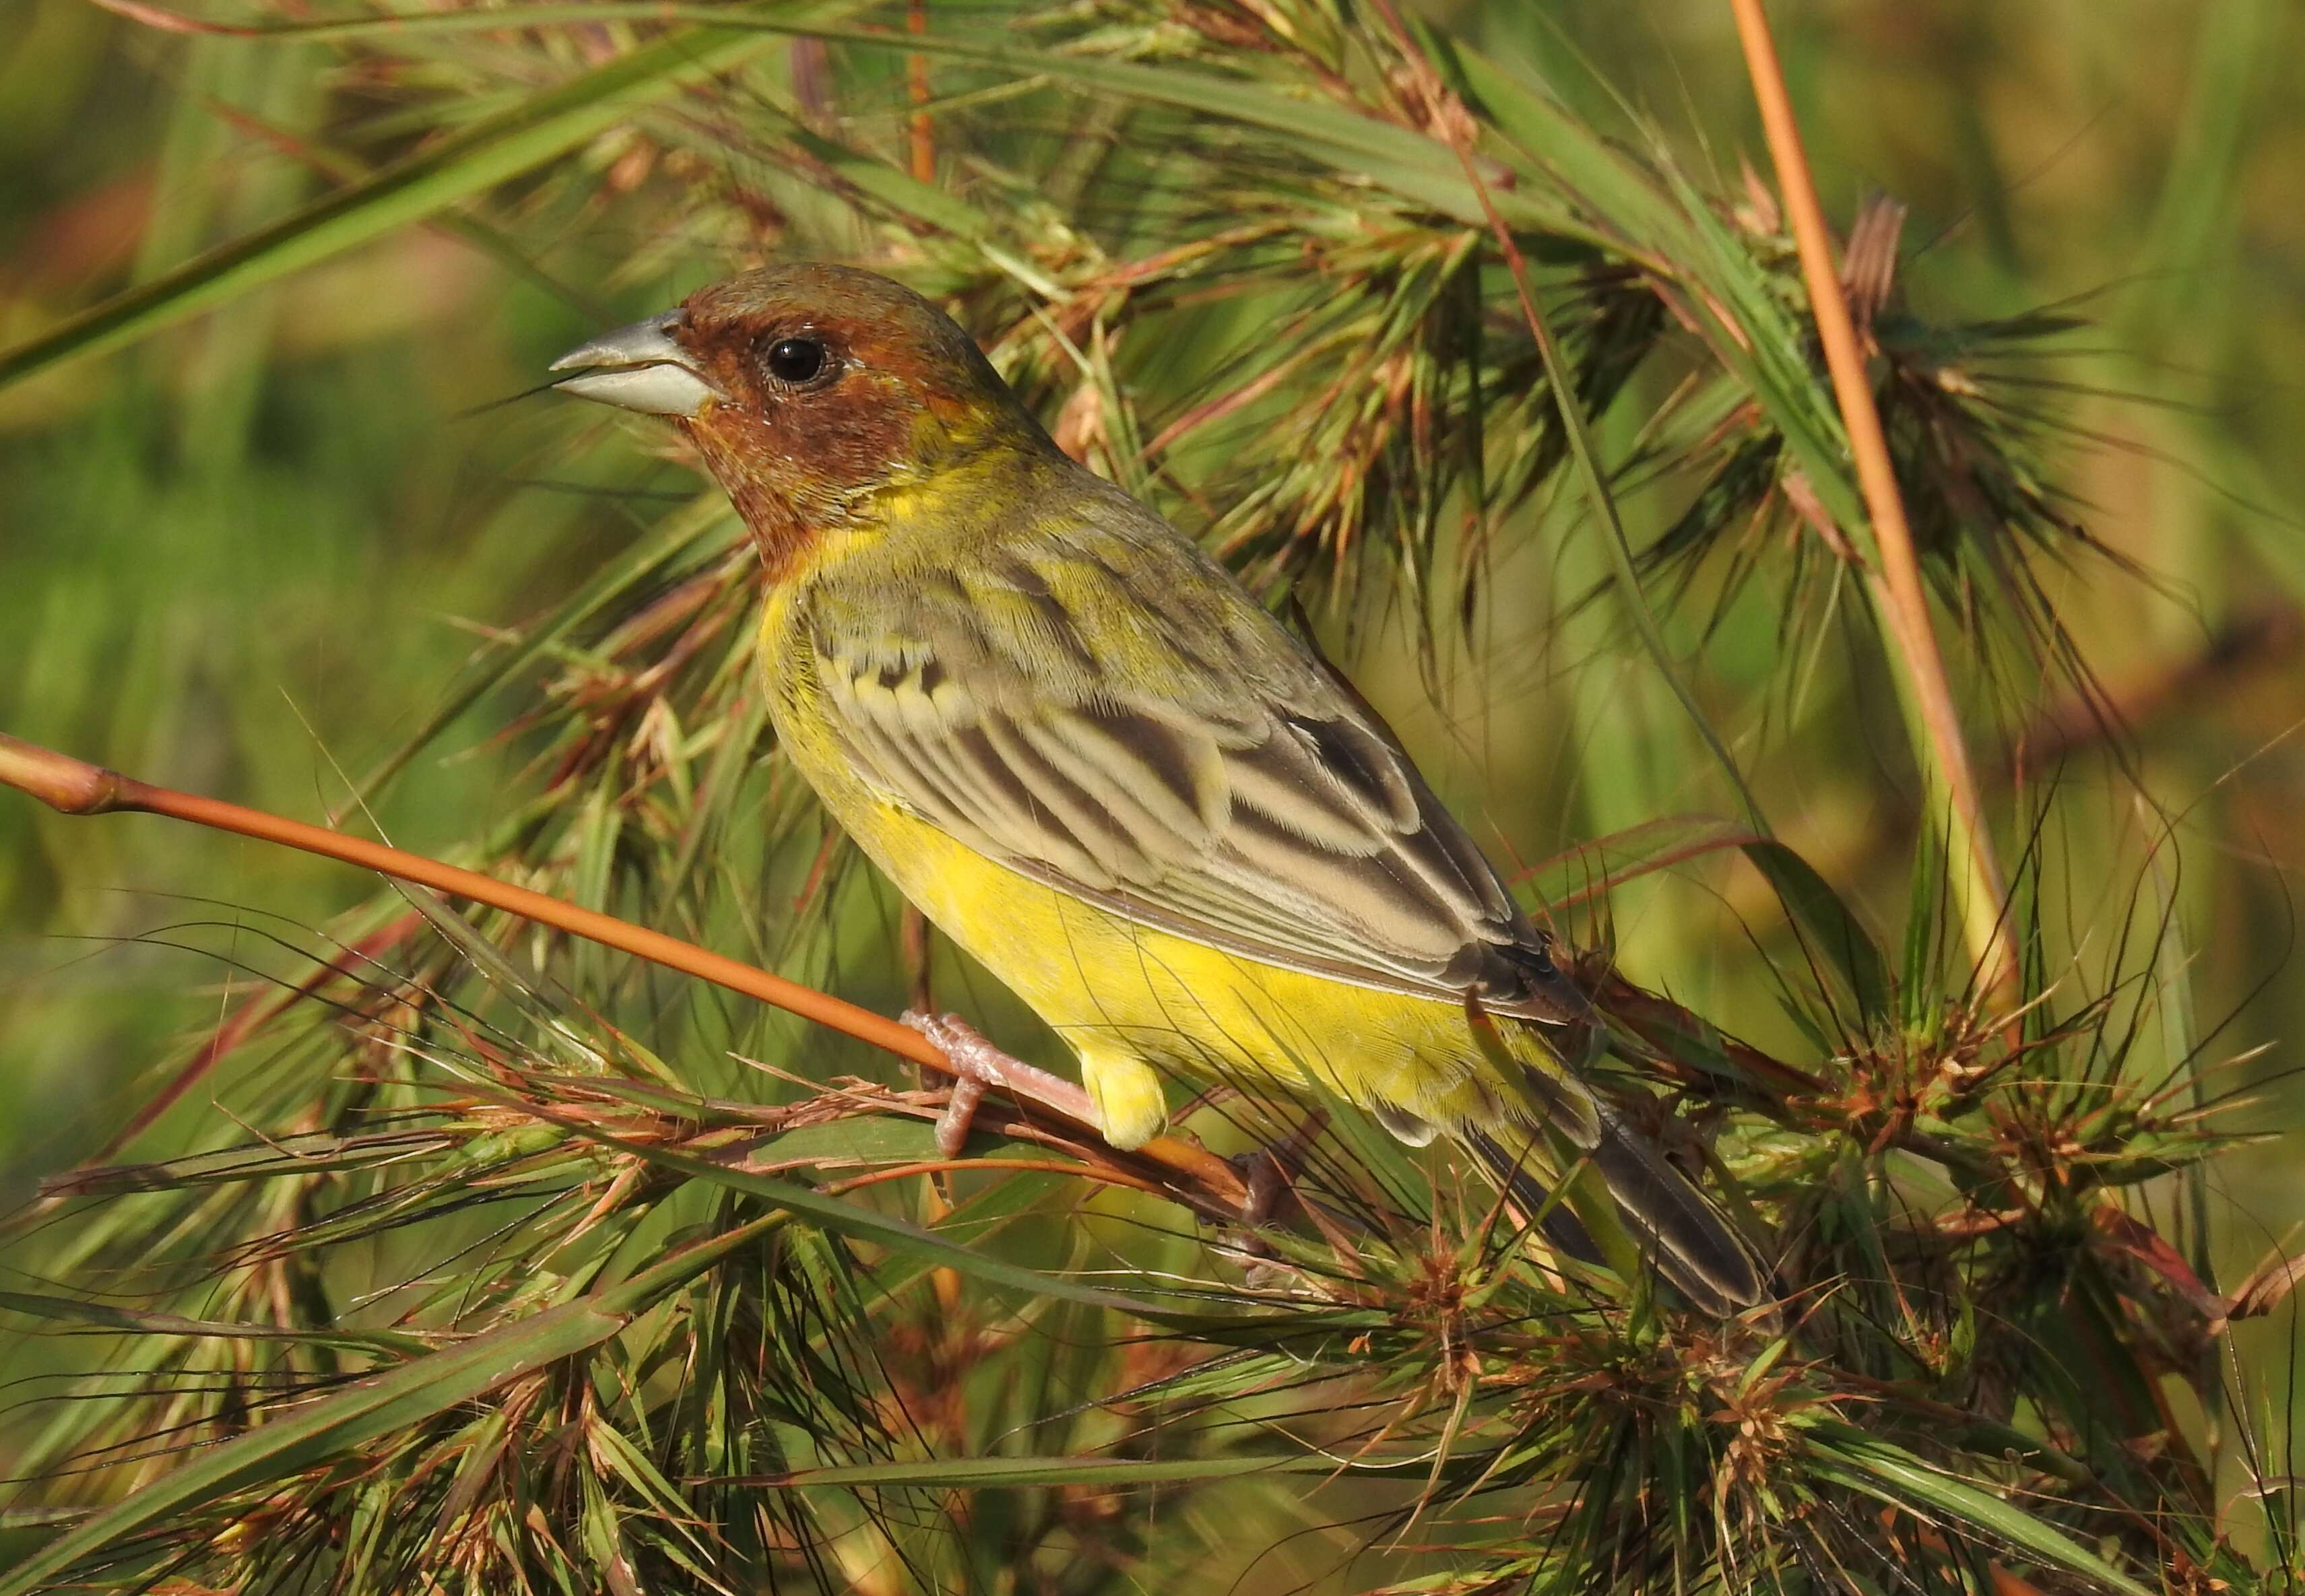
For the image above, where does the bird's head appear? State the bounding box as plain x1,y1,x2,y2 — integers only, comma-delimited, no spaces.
551,265,1048,571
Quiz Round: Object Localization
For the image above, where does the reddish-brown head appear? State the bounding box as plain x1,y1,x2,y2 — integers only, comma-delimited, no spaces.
552,265,1047,572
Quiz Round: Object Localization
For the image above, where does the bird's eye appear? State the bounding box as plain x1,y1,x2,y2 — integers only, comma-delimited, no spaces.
762,336,829,386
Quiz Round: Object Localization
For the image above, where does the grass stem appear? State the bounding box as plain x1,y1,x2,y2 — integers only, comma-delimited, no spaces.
0,730,1247,1205
1724,0,2018,1001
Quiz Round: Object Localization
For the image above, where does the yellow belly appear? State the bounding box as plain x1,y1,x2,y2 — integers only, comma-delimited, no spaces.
756,579,1547,1151
827,783,1530,1148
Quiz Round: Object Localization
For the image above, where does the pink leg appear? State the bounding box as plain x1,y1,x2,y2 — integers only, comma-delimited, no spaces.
903,1010,1095,1156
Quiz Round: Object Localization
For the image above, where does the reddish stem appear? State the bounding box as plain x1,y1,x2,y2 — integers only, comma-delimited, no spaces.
1723,0,2017,999
0,732,1245,1205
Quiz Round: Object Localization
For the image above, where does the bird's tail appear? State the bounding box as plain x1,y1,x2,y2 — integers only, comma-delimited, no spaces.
1470,1108,1765,1318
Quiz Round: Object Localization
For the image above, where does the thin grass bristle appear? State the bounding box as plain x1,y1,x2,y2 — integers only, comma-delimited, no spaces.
0,1,2292,1593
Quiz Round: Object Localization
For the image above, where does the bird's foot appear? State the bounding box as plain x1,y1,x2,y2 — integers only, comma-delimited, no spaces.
1239,1152,1285,1232
902,1010,1092,1157
1231,1111,1330,1233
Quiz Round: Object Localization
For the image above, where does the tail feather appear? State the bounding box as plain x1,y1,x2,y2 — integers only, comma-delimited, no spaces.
1587,1105,1766,1315
1471,1110,1765,1317
1466,1127,1606,1268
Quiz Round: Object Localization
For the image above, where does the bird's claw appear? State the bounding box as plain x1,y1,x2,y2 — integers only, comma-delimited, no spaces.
903,1009,1084,1156
1238,1148,1288,1231
1230,1110,1328,1238
934,1075,988,1158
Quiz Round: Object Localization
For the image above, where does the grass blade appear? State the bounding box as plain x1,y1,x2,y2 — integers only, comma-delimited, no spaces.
0,10,835,389
0,1213,785,1596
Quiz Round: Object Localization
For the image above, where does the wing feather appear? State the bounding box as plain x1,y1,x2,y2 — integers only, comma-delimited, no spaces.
798,505,1588,1028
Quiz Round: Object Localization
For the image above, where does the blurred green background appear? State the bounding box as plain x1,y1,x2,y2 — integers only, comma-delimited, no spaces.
3,0,2303,1444
9,0,2296,1170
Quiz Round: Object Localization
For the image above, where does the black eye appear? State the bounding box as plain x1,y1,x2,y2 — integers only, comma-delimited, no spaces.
763,336,828,385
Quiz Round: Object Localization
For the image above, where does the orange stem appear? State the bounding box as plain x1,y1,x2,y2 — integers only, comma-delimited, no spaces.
905,0,934,185
0,731,1244,1204
825,1158,1167,1199
1724,0,2017,999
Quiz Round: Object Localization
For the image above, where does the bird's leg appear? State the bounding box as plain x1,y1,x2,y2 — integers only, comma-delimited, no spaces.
1239,1152,1287,1234
1233,1110,1330,1232
903,1010,1093,1157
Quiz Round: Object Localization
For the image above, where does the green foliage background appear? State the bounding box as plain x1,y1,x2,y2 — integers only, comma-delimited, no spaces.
2,0,2304,1589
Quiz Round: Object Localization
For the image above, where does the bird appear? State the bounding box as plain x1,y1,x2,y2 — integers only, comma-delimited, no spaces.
550,263,1763,1315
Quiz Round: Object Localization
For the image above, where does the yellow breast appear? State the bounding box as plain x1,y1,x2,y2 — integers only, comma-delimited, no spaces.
864,792,1545,1142
756,584,1545,1149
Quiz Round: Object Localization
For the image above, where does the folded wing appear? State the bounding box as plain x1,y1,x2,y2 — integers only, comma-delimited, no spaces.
801,498,1592,1092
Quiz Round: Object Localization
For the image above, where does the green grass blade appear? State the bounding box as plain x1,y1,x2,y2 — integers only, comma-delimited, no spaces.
1743,839,1892,1024
0,1213,786,1596
519,1103,1233,1324
51,6,1586,241
1520,813,1767,910
0,10,842,389
0,1290,430,1356
1807,1423,2153,1596
745,1451,1421,1489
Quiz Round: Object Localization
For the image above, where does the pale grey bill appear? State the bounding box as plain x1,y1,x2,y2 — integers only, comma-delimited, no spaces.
550,311,723,417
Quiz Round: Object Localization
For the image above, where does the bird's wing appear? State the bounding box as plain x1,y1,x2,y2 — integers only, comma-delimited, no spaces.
800,501,1591,1032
